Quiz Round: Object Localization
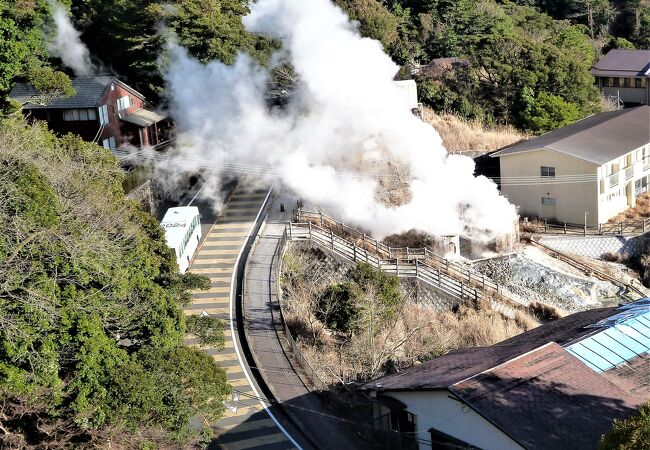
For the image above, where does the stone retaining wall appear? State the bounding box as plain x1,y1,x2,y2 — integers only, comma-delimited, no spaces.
538,234,649,258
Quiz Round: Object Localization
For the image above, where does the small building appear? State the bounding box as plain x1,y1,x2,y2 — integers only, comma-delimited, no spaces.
591,49,650,106
490,106,650,226
395,79,420,116
10,76,170,150
364,299,650,450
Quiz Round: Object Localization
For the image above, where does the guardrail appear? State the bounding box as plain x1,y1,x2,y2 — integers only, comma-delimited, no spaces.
273,227,329,391
528,239,646,298
294,209,505,301
288,221,486,304
523,217,650,236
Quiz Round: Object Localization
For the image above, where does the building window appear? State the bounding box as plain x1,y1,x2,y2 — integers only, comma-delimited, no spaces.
635,78,646,88
117,95,131,111
98,105,109,125
542,197,557,206
62,108,97,121
102,136,117,150
540,166,556,177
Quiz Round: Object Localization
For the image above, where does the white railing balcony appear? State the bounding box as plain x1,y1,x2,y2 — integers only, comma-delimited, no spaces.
643,158,650,171
609,173,619,187
625,165,634,180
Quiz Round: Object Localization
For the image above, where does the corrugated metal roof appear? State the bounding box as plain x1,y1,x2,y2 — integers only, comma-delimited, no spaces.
590,49,650,78
10,76,114,109
491,105,650,165
566,303,650,372
120,108,167,127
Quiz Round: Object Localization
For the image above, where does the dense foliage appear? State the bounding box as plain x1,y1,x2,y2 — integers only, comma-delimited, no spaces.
0,118,229,448
336,0,608,131
599,401,650,450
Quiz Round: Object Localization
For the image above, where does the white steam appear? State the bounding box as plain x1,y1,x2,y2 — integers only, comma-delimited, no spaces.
48,1,94,76
164,0,516,241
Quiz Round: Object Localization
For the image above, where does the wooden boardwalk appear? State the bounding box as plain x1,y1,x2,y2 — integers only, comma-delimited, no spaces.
184,186,299,450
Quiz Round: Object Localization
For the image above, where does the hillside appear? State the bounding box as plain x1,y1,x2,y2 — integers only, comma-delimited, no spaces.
0,118,228,448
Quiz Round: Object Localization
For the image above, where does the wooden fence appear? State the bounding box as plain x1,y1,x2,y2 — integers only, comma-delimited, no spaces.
294,209,505,301
288,221,491,304
523,218,650,236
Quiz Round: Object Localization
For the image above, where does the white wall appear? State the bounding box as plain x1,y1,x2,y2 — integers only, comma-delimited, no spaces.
498,149,600,225
385,390,525,450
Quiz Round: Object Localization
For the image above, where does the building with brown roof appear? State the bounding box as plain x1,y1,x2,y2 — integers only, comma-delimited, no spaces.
591,49,650,106
10,76,170,150
364,299,650,450
490,106,650,226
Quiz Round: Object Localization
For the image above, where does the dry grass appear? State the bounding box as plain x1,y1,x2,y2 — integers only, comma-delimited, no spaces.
281,244,538,385
601,251,630,264
421,106,527,156
528,301,565,321
609,193,650,223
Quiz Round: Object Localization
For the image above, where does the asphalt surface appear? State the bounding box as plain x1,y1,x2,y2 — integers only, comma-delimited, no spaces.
183,183,301,450
243,198,371,450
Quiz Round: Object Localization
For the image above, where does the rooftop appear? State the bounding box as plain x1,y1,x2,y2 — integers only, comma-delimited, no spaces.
10,76,145,109
490,105,650,165
450,343,640,450
590,49,650,78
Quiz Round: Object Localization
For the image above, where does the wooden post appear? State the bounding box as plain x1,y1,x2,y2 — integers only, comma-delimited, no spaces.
460,283,464,299
468,272,472,285
415,259,419,278
288,222,293,239
396,259,399,276
406,247,410,259
564,222,567,234
621,222,624,235
330,229,334,249
437,268,441,285
584,224,587,236
482,275,486,291
644,220,646,234
544,219,547,233
353,245,356,261
308,221,312,240
388,247,392,259
363,233,367,250
320,211,324,226
375,240,379,254
446,259,449,274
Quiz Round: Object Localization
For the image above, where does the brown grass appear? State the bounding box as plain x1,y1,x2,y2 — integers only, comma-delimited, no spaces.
281,244,539,385
608,193,650,223
421,106,527,156
528,301,565,321
601,251,630,264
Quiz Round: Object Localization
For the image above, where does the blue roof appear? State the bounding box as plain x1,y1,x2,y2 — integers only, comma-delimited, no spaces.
566,299,650,372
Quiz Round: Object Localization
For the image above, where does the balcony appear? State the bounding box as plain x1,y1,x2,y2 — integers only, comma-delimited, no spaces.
643,158,650,172
625,165,634,180
609,173,619,187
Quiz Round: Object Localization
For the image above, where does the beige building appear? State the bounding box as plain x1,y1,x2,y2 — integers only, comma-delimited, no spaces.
591,49,650,106
491,105,650,226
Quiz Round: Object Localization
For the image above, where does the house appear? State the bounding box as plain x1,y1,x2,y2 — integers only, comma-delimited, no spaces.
364,299,650,450
591,49,650,106
10,76,170,150
395,79,420,116
490,106,650,226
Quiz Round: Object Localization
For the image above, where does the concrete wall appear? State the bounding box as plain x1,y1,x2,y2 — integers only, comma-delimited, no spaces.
499,149,600,225
385,390,524,450
600,86,649,105
538,234,648,258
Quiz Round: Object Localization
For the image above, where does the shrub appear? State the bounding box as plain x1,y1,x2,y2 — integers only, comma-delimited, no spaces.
186,315,225,348
317,282,360,332
528,301,564,321
599,401,650,450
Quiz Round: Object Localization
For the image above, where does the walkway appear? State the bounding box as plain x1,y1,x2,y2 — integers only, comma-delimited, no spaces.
243,202,369,450
184,185,299,450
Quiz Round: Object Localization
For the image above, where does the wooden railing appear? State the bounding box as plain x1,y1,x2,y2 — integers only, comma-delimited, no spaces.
294,209,505,301
288,221,491,304
523,217,650,236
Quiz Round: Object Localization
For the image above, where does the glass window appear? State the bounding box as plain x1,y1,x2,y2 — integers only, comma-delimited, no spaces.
542,197,557,206
79,109,88,120
87,108,97,120
541,166,555,177
63,110,74,121
117,96,131,111
99,105,109,125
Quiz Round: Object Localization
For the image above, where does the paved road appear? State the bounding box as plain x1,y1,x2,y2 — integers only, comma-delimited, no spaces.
184,185,300,450
243,201,370,450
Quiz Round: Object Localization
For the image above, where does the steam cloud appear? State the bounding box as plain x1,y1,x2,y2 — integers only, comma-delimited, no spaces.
164,0,517,241
48,1,94,76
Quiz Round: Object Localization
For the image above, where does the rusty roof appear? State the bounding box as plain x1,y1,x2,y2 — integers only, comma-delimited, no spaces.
450,343,641,450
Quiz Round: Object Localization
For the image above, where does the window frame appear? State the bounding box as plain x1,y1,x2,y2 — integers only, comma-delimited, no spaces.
540,166,556,178
542,197,557,206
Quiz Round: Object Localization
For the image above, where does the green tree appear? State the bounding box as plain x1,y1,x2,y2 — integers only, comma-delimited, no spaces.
335,0,399,49
520,90,582,133
0,117,228,448
600,401,650,450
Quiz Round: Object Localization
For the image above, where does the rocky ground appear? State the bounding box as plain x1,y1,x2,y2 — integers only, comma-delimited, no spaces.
474,246,626,312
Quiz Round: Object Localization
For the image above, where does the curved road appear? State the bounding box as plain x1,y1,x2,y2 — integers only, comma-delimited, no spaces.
184,184,303,450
